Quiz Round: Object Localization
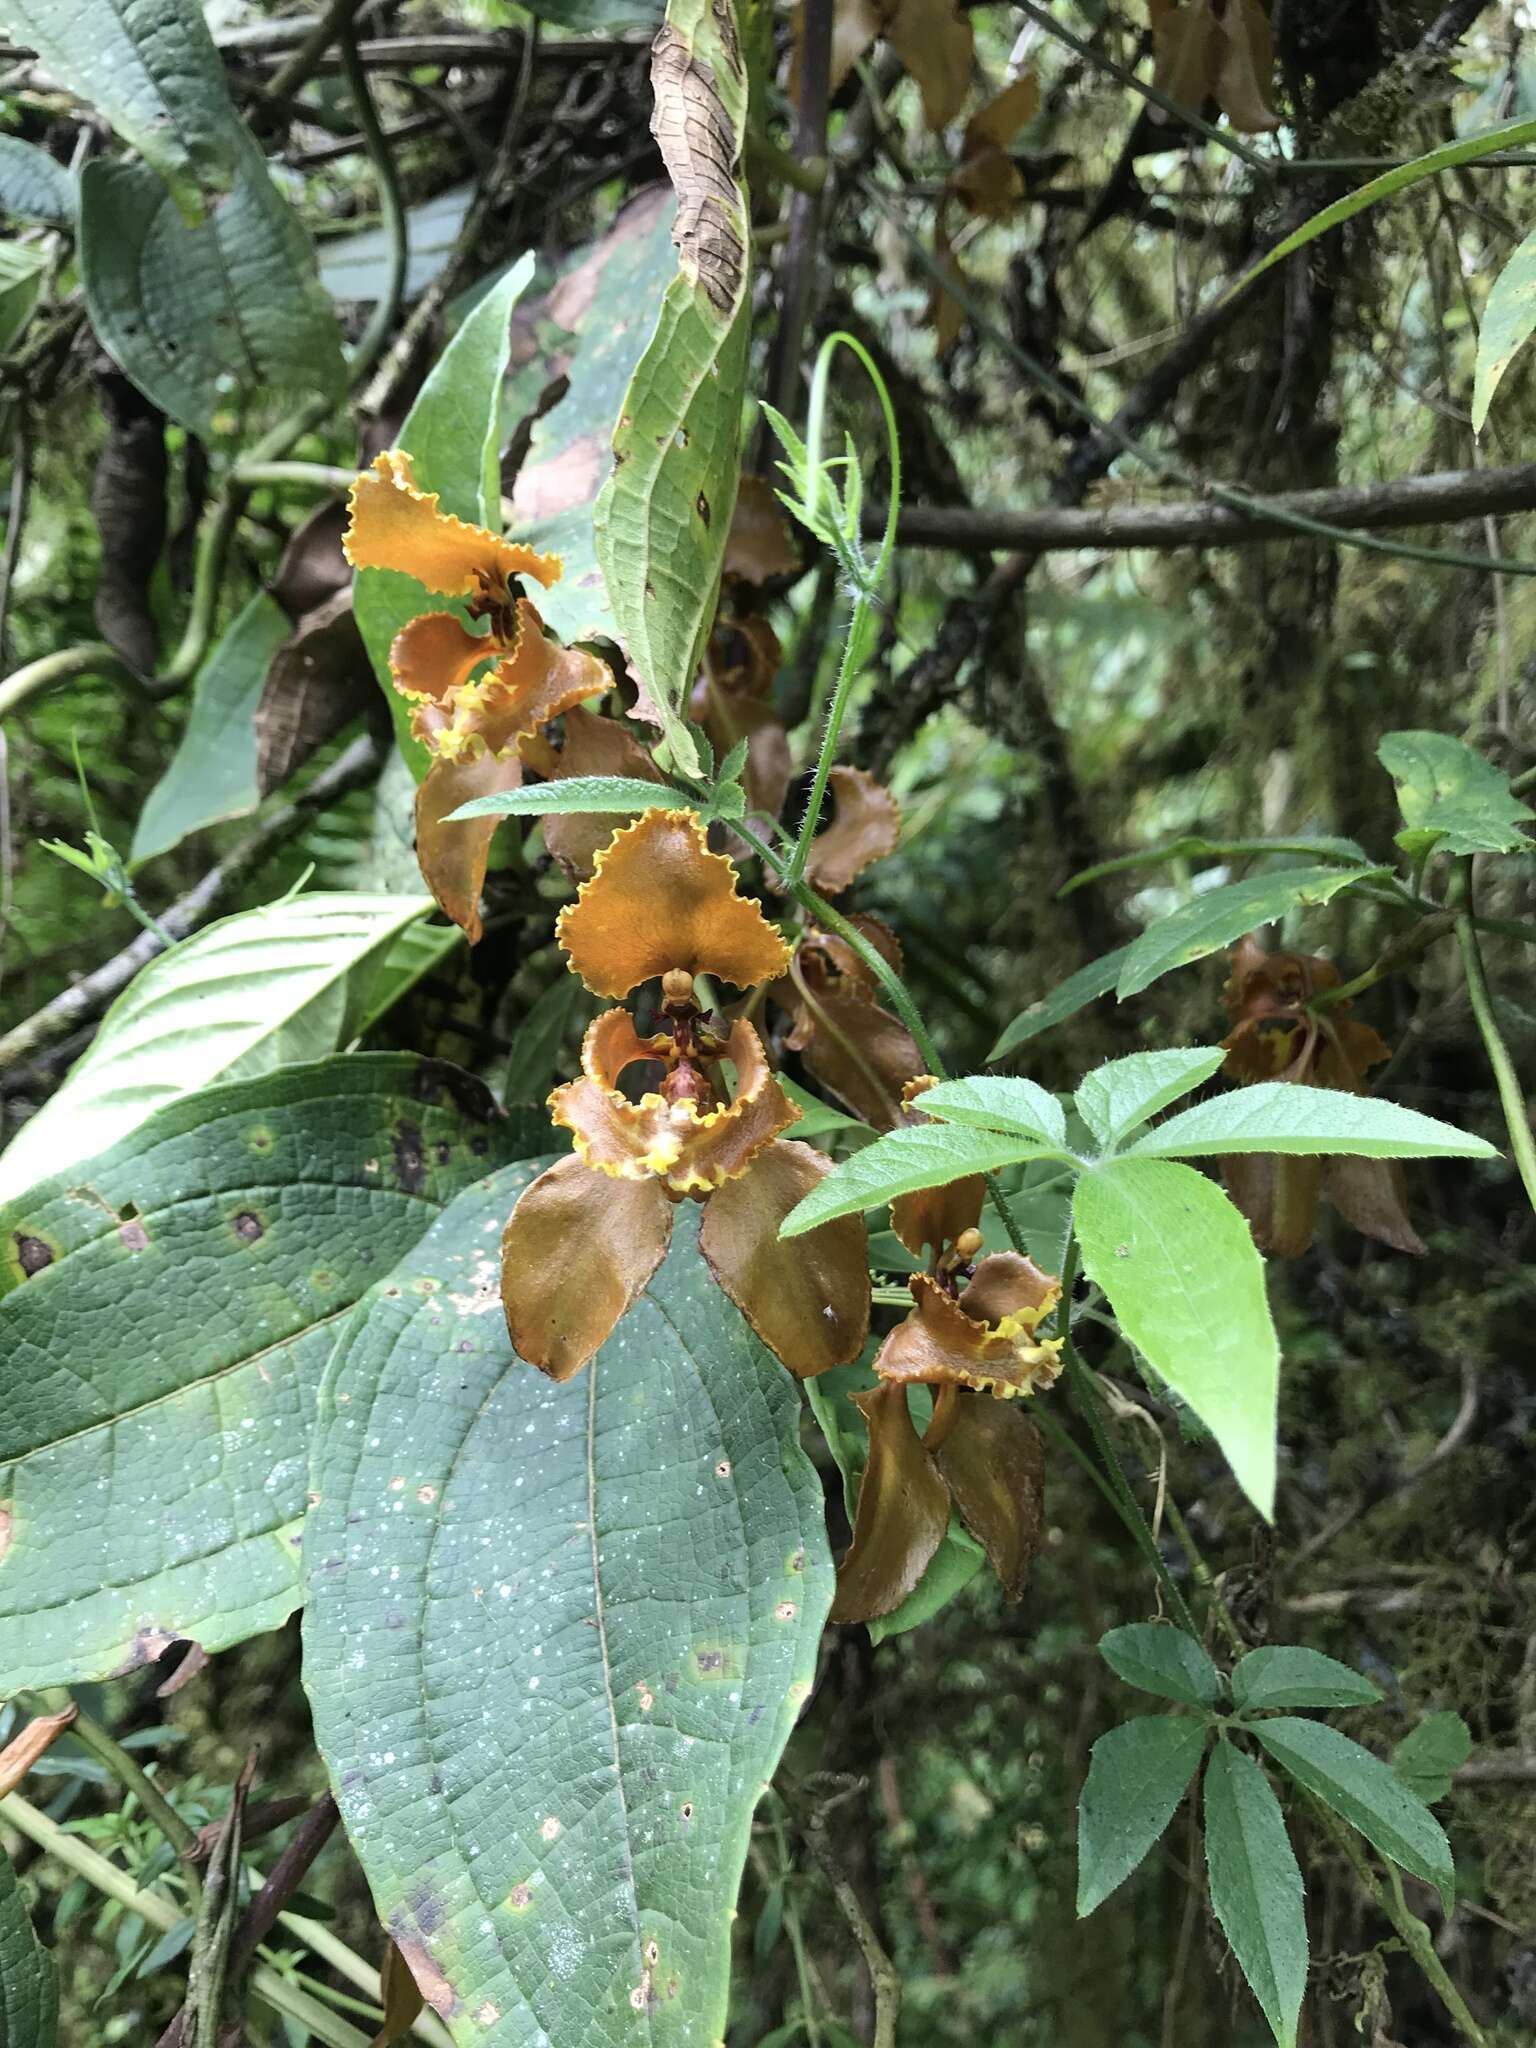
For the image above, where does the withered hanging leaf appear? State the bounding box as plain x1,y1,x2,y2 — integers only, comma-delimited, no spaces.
884,0,973,130
723,475,801,585
90,368,167,675
1149,0,1280,135
927,72,1039,350
255,589,374,796
272,498,351,622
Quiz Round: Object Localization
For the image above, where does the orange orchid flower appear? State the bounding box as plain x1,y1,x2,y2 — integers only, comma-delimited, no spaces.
1218,934,1422,1256
343,449,612,940
501,808,872,1382
834,1171,1062,1622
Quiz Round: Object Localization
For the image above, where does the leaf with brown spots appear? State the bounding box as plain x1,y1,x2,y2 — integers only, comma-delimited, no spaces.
305,1196,831,2048
0,1054,555,1693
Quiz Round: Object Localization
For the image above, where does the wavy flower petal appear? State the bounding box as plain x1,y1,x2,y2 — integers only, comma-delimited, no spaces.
519,706,665,879
932,1397,1046,1601
801,765,901,896
424,599,609,765
414,747,523,946
344,450,560,596
829,1385,951,1623
389,612,501,707
551,1013,798,1195
875,1255,1062,1399
556,807,791,997
699,1139,871,1376
500,1153,673,1380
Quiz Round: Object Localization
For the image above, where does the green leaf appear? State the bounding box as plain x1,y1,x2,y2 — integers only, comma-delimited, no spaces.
0,1846,57,2048
0,0,244,216
502,974,586,1105
869,1520,985,1644
1061,836,1370,896
354,255,534,775
445,775,684,823
1202,1740,1306,2048
1116,867,1382,1000
1072,1158,1279,1517
1076,1716,1206,1915
0,892,434,1202
780,1075,869,1140
130,591,290,863
1098,1623,1221,1708
1231,1647,1380,1713
79,138,343,435
1473,224,1536,430
350,921,465,1041
1377,729,1533,857
1392,1712,1471,1805
0,241,44,350
0,133,75,224
988,944,1132,1061
318,182,473,305
592,0,752,777
780,1124,1077,1240
1253,1718,1455,1910
512,191,678,647
1075,1049,1226,1151
1129,1082,1497,1163
914,1075,1067,1147
1227,115,1536,308
303,1199,831,2045
0,1054,549,1692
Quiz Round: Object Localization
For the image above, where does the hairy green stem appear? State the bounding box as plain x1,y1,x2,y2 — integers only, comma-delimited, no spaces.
1452,861,1536,1217
1308,1796,1486,2047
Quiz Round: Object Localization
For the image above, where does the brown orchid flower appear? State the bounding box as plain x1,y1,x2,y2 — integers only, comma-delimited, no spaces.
344,449,611,940
692,614,794,824
1219,934,1423,1257
770,919,921,1132
501,808,872,1381
1149,0,1281,137
833,1232,1060,1623
929,73,1041,353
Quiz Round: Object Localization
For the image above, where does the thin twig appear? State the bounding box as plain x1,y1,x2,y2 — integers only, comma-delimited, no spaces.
798,1781,902,2048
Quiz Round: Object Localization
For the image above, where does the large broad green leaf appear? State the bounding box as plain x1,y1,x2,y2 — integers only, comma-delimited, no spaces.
1228,115,1536,306
130,590,290,863
1203,1740,1306,2048
1076,1715,1206,1916
0,892,434,1201
1098,1622,1220,1709
0,134,75,225
1117,866,1381,1000
1230,1647,1379,1714
0,1054,548,1692
0,0,243,215
354,255,534,776
1074,1049,1226,1151
318,183,474,306
304,1198,831,2045
1072,1158,1279,1517
512,190,678,647
1129,1082,1497,1163
1377,729,1532,857
1473,223,1536,431
0,1846,56,2048
592,0,752,777
80,141,344,436
780,1122,1076,1239
1252,1718,1455,1911
988,945,1132,1061
914,1075,1067,1147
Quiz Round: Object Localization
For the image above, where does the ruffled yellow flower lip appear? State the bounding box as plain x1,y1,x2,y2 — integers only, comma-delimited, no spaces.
555,807,792,999
549,1008,799,1198
874,1252,1064,1401
344,449,562,605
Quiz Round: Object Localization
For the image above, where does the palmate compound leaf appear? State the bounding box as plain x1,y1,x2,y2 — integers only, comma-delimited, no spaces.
353,255,534,775
1203,1740,1307,2048
1076,1714,1207,1916
592,0,753,777
1074,1048,1226,1152
0,1055,550,1694
0,892,436,1204
1127,1082,1498,1163
913,1074,1067,1146
1072,1158,1279,1517
1098,1622,1221,1708
303,1198,831,2045
1376,729,1533,857
0,1845,56,2048
1230,1646,1380,1714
